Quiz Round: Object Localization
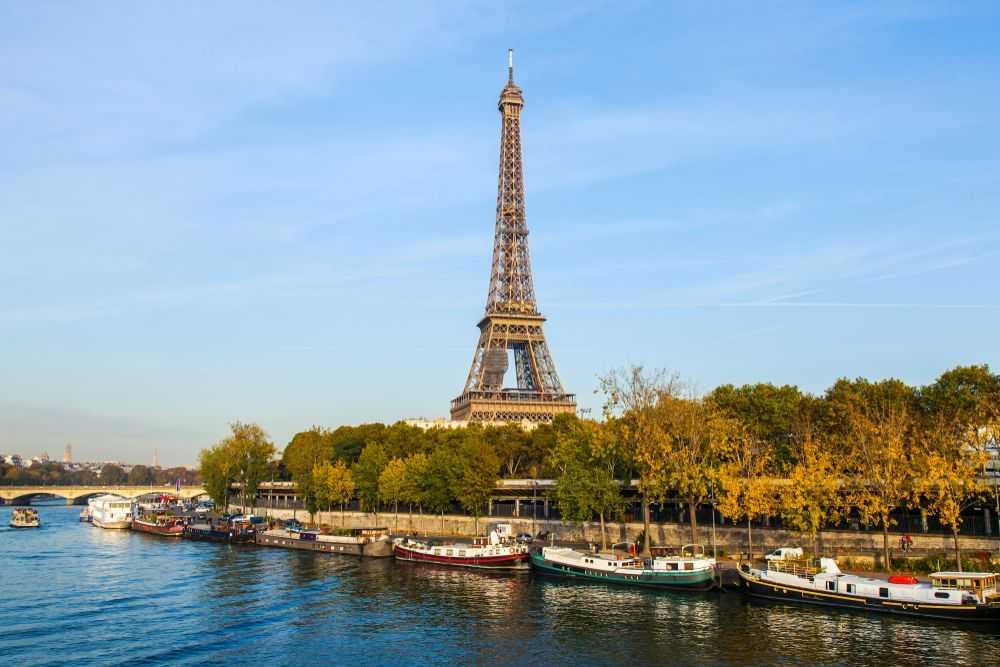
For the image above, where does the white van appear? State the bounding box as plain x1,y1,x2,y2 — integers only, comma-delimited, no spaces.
764,547,804,561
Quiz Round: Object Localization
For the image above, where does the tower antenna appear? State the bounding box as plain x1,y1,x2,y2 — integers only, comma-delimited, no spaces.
508,48,513,82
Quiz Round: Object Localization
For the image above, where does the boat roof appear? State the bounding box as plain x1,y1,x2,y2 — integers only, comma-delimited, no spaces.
930,571,997,579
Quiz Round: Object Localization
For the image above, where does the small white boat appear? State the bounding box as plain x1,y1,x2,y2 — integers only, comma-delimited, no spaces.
10,507,41,528
90,495,132,529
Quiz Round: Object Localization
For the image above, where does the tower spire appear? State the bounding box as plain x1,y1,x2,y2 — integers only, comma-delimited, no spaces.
451,51,575,424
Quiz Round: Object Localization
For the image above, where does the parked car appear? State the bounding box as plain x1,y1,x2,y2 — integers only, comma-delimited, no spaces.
764,547,804,561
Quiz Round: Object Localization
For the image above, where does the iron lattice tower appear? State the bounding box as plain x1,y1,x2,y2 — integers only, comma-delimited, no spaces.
451,50,576,424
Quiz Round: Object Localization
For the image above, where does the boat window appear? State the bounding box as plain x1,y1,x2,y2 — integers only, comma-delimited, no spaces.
826,581,836,592
846,584,855,593
879,587,889,598
684,563,693,571
934,592,950,599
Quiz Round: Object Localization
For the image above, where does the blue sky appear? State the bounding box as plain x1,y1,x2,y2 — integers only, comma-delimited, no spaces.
2,2,999,465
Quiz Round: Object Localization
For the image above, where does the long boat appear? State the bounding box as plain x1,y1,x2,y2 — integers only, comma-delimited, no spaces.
184,515,258,543
530,543,717,590
256,527,392,557
131,514,186,537
393,523,529,569
737,557,1000,622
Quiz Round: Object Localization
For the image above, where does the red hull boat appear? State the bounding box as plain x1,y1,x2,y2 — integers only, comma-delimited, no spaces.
131,516,185,537
392,523,529,569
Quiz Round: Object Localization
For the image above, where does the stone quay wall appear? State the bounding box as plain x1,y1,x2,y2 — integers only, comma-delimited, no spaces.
235,505,999,565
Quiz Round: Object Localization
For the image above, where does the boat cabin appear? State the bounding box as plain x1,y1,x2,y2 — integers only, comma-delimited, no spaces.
930,572,999,604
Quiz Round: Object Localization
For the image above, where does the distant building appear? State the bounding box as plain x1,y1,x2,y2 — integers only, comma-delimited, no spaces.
63,444,72,463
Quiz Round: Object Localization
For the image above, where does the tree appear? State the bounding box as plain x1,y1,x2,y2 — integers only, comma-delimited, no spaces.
100,463,127,485
401,453,429,529
379,458,408,532
708,383,814,465
421,446,458,534
780,435,842,556
128,464,153,486
283,427,333,518
314,460,356,527
454,435,501,535
641,391,723,545
600,365,680,554
484,424,531,478
198,445,235,511
919,422,994,571
550,419,623,550
226,422,276,513
716,422,776,560
352,442,389,521
829,379,919,570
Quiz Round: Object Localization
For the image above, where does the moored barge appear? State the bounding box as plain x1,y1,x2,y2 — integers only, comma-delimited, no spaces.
738,557,1000,622
393,523,529,569
530,543,717,590
132,514,186,537
256,527,392,557
185,515,259,543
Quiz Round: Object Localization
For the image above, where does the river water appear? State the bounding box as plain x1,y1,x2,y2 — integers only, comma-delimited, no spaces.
2,504,997,666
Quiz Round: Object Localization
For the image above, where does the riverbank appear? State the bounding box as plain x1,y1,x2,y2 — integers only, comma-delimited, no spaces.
233,505,1000,568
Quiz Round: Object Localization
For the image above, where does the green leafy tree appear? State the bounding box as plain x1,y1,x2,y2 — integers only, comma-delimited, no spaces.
454,435,501,535
283,427,333,518
226,422,276,513
352,442,389,521
550,419,623,550
420,446,458,534
401,452,429,529
198,445,235,511
379,458,409,532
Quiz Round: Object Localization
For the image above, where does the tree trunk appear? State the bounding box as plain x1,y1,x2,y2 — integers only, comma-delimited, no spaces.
641,494,651,556
687,498,698,545
954,528,963,572
600,510,607,551
747,515,753,562
883,521,890,572
394,500,398,533
440,510,445,535
408,503,413,531
474,514,479,536
341,502,345,527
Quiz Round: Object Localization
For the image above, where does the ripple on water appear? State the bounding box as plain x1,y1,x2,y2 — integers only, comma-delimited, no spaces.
2,506,998,667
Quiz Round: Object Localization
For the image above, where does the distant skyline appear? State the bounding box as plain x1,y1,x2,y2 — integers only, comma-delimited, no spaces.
2,3,999,465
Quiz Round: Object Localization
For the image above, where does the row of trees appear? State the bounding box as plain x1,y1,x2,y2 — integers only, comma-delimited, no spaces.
0,461,200,487
594,364,999,571
198,364,999,571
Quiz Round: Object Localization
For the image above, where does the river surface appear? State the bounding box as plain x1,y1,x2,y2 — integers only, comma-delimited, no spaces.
2,504,998,666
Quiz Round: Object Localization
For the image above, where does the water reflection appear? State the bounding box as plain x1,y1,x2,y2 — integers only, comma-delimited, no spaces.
2,507,997,667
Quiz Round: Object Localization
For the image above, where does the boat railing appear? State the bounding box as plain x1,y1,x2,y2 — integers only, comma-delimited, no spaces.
766,560,819,581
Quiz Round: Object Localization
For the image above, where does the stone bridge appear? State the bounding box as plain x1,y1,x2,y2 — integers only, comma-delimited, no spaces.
0,485,208,505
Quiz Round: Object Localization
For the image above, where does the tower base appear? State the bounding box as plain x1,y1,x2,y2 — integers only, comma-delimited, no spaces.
450,389,576,423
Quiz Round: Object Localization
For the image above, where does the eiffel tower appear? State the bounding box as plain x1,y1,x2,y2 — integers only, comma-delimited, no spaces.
451,50,576,424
